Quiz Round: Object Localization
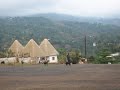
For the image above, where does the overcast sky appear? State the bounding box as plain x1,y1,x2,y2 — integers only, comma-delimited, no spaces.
0,0,120,17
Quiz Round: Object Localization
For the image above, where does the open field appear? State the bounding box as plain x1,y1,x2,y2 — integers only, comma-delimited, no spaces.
0,64,120,90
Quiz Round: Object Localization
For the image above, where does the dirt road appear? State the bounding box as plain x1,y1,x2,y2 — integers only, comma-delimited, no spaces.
0,64,120,90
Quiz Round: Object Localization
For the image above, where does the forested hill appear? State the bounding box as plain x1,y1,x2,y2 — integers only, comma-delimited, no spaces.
30,13,120,26
0,14,120,56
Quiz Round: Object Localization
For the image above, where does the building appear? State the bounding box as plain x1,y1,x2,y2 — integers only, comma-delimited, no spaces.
9,40,24,57
39,39,59,63
8,39,59,64
23,39,43,63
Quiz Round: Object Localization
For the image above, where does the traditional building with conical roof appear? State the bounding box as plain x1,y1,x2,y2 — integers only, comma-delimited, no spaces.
9,40,24,57
8,39,59,64
39,38,59,63
23,39,42,63
23,39,41,57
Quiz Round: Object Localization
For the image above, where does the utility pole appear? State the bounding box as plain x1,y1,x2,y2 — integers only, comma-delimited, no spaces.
85,35,87,58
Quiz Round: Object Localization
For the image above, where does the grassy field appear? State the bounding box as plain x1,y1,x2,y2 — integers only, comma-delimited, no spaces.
0,64,120,90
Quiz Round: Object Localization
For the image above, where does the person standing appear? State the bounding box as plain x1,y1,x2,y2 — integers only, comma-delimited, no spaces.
66,53,71,66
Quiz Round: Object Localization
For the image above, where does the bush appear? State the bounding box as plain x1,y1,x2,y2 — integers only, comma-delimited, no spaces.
70,50,81,64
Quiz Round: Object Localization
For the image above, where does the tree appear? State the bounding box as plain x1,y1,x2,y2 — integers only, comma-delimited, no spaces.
0,52,6,58
88,56,95,63
69,50,81,64
95,48,112,64
57,48,67,64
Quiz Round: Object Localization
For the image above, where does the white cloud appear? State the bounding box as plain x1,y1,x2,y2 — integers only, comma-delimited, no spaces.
0,0,120,17
0,0,58,16
56,0,120,17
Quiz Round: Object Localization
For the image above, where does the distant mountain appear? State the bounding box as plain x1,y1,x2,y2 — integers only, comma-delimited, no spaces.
1,13,120,26
29,13,80,21
29,13,120,26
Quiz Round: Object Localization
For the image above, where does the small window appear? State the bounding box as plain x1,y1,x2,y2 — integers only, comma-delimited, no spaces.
52,57,55,60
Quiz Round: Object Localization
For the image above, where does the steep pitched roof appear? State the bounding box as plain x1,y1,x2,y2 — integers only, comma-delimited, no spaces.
39,39,59,57
9,40,24,56
23,39,41,57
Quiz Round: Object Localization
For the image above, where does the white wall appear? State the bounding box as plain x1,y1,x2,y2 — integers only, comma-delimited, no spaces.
47,55,58,63
19,57,31,63
0,57,16,63
0,58,8,63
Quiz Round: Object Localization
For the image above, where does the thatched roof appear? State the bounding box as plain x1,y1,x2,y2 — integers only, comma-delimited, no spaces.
39,39,59,57
23,39,41,57
9,40,24,56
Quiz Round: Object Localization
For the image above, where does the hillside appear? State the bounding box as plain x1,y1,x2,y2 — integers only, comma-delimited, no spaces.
0,14,120,56
30,13,120,26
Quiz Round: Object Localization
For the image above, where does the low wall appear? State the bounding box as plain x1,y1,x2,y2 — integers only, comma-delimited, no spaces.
0,57,16,64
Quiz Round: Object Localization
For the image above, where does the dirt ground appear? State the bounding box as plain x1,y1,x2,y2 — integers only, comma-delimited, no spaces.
0,64,120,90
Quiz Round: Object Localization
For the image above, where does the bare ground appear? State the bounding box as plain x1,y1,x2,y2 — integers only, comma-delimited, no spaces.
0,64,120,90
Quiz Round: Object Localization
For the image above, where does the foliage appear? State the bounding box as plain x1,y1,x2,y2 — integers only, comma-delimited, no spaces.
95,48,112,64
58,48,67,64
0,50,14,58
0,52,6,58
88,56,95,63
69,50,81,64
7,50,14,57
111,56,120,64
58,48,81,64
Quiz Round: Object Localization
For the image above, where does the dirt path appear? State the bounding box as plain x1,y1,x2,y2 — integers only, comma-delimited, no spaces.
0,64,120,90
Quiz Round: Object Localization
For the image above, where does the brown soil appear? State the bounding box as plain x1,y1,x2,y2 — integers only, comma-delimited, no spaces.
0,64,120,90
